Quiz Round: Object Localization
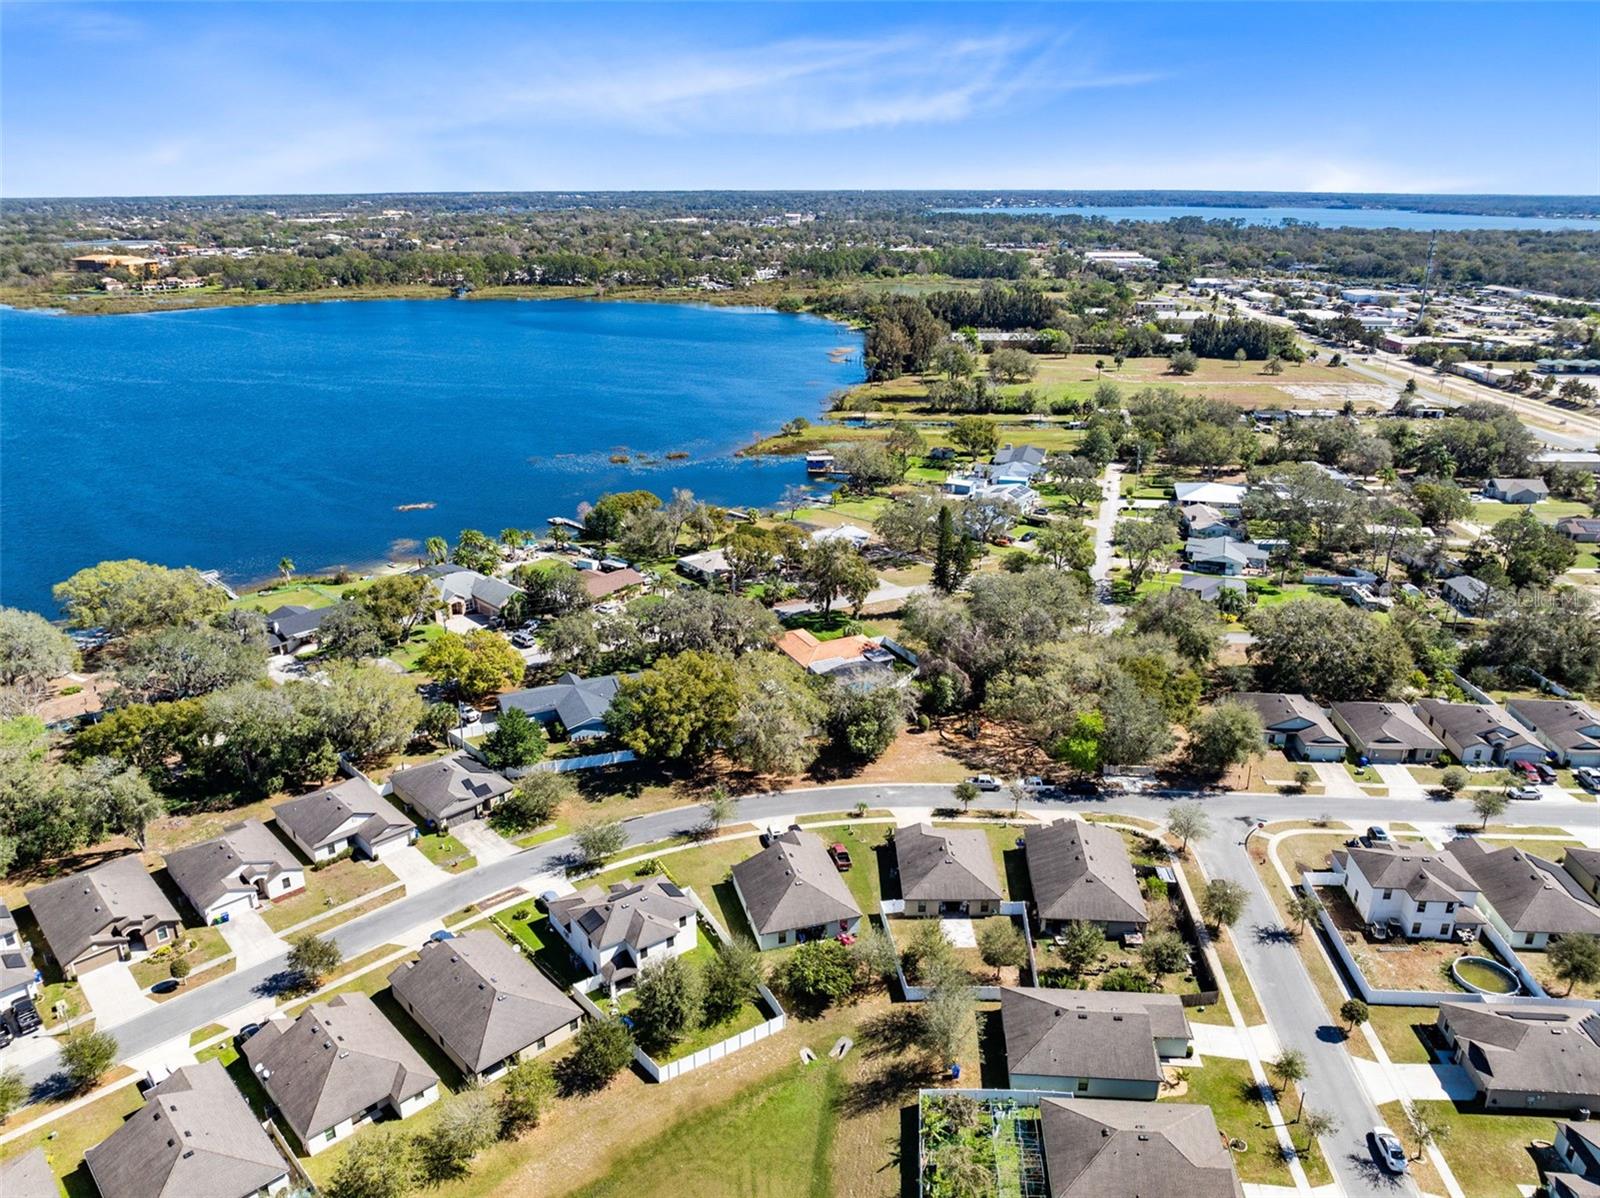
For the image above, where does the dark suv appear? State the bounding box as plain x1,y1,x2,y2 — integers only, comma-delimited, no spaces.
11,997,42,1034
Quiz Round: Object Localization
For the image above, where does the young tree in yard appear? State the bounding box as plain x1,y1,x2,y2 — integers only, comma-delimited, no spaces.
632,955,704,1049
0,1065,27,1120
1200,879,1248,930
1550,934,1600,995
491,772,571,834
169,954,192,987
953,780,979,813
849,927,901,985
950,416,999,461
1168,350,1199,376
1286,890,1324,934
1300,1108,1338,1153
1138,931,1188,984
1403,1101,1451,1161
62,1029,119,1092
919,978,977,1066
1340,998,1370,1034
562,1016,635,1093
779,938,856,1010
932,505,978,593
287,933,342,988
573,819,627,867
481,706,548,770
703,937,764,1023
326,1129,412,1198
1186,701,1264,778
1472,789,1508,829
1167,802,1211,853
497,1058,556,1137
1054,920,1106,980
414,1090,500,1184
1269,1047,1309,1097
977,920,1028,980
1438,766,1469,797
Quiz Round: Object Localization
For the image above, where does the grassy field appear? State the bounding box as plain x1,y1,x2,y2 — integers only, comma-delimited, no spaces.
231,576,378,612
1166,1056,1332,1186
1470,497,1594,526
415,830,476,873
387,622,448,673
262,858,400,931
1363,1004,1439,1064
1404,1100,1561,1197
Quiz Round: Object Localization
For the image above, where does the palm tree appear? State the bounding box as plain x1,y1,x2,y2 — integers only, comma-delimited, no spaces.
277,557,295,585
424,536,449,564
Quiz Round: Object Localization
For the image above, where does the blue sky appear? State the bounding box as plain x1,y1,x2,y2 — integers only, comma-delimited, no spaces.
3,2,1597,197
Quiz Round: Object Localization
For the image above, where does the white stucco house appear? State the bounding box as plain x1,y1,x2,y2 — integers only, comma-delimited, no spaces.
1330,843,1483,941
546,876,699,988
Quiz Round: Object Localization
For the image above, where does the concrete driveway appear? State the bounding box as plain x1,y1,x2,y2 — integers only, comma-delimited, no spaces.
383,845,450,893
1374,763,1428,800
218,906,286,969
453,818,517,866
78,961,157,1027
1314,762,1365,799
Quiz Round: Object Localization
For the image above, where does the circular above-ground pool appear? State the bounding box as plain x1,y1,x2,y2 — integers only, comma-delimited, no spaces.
1452,956,1520,995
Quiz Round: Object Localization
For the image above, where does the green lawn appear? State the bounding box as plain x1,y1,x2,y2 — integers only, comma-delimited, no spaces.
932,820,1032,901
387,622,448,673
0,1082,146,1198
415,831,476,873
566,1058,841,1198
1472,498,1593,526
1168,1057,1332,1187
263,858,400,931
616,987,771,1064
493,906,591,987
129,925,229,990
231,576,378,613
1363,1004,1439,1064
1407,1100,1560,1196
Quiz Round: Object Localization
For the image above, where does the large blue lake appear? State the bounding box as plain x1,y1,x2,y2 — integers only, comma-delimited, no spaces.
936,204,1600,231
0,299,864,613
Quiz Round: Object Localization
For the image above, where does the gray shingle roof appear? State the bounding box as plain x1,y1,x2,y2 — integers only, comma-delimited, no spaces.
1040,1097,1244,1198
1440,1003,1600,1100
163,819,298,916
1002,987,1188,1085
498,673,622,734
84,1059,286,1198
1331,701,1445,754
26,854,180,966
273,778,413,853
1444,840,1600,937
731,830,861,936
1025,822,1147,927
0,901,37,997
547,877,695,956
1510,699,1600,757
1415,699,1538,757
244,993,438,1143
1231,692,1346,749
388,931,581,1074
894,824,1003,905
1339,844,1477,903
0,1148,57,1198
389,755,512,824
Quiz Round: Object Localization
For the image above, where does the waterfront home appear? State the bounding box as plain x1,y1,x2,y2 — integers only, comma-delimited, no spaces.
1330,701,1445,763
1329,842,1481,941
419,565,519,620
26,855,181,978
1484,478,1549,504
389,754,512,830
547,876,698,987
1038,1098,1244,1198
265,603,342,656
388,930,583,1082
1024,821,1147,936
1442,839,1600,950
163,818,305,925
498,672,622,740
892,824,1002,917
84,1059,290,1198
676,548,731,585
244,993,440,1155
809,523,873,549
1413,699,1545,766
0,903,39,1007
1183,537,1269,576
730,829,862,951
1441,574,1492,617
1230,693,1347,761
273,777,416,862
1436,1002,1600,1114
579,565,647,600
1001,987,1191,1098
1508,699,1600,766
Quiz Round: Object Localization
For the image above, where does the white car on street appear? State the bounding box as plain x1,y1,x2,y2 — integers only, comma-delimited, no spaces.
1370,1126,1407,1174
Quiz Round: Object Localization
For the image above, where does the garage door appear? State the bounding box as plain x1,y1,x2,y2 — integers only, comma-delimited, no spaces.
72,945,124,975
209,894,255,924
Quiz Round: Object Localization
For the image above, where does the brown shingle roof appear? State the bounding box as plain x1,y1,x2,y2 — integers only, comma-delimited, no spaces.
163,818,298,915
390,755,512,825
1444,840,1600,936
1002,986,1188,1085
25,854,179,966
1440,1003,1600,1099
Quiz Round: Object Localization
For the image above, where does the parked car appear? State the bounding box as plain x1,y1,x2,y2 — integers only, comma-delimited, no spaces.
429,929,455,942
1507,785,1543,801
969,774,1002,791
0,1018,12,1049
10,998,41,1034
234,1022,261,1049
1370,1127,1408,1175
1514,761,1540,782
1577,767,1600,793
1366,826,1390,844
510,630,538,648
1533,762,1557,785
828,844,853,871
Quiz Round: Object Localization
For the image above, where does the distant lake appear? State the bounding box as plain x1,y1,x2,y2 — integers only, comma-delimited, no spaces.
0,300,864,614
935,204,1600,231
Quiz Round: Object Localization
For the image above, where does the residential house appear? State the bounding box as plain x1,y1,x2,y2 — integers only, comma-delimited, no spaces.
1485,478,1550,504
774,629,892,677
1330,701,1445,763
1024,821,1147,936
1509,699,1600,767
1002,987,1191,1098
1556,516,1600,544
941,472,1039,510
84,1059,291,1198
892,824,1003,917
1443,839,1600,950
992,444,1046,480
579,566,647,600
420,566,519,620
1436,1002,1600,1113
1549,1122,1600,1198
1442,574,1492,617
1414,699,1546,766
388,930,583,1082
1565,848,1600,904
1330,843,1481,941
164,818,306,925
1179,574,1247,603
264,603,341,656
1179,503,1237,539
1172,481,1247,512
0,903,39,1007
809,523,873,549
273,777,416,863
1231,693,1348,762
0,1149,57,1198
1184,537,1269,576
244,993,440,1155
26,855,181,978
1037,1098,1244,1198
547,876,698,987
676,548,731,585
731,829,862,951
498,672,622,740
389,754,512,830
